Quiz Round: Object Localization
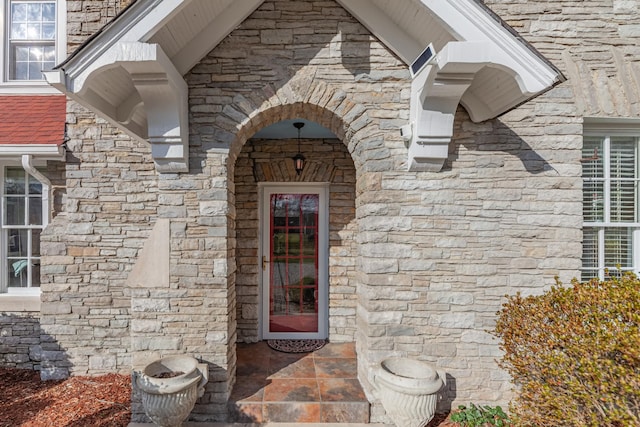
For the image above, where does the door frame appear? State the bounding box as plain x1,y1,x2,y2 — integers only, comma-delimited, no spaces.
258,182,329,339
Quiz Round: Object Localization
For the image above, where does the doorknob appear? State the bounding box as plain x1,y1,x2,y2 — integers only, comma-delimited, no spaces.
262,256,268,271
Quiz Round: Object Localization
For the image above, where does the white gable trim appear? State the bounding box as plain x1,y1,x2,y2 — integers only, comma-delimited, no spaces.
406,37,562,172
46,42,189,172
0,144,65,159
338,0,563,171
46,0,563,173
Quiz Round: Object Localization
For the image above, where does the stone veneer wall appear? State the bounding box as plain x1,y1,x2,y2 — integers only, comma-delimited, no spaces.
0,312,41,369
37,0,146,381
41,0,640,422
234,137,357,343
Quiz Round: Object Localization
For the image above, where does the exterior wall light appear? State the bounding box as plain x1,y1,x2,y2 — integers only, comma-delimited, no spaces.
293,122,306,176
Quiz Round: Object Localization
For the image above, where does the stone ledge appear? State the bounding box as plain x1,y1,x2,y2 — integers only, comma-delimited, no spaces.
0,295,41,312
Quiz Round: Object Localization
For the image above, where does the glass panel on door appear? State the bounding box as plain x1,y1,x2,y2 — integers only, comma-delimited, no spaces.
269,193,319,333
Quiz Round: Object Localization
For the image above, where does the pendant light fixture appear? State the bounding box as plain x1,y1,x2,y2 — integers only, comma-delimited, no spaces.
292,121,306,176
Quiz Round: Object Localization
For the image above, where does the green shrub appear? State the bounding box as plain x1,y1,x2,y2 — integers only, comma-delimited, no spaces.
450,403,511,426
494,274,640,426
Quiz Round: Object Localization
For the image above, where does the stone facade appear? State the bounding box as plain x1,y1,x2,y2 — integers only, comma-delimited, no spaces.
3,0,636,423
0,312,41,370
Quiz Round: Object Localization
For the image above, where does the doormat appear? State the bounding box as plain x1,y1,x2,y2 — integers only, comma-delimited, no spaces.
267,339,327,353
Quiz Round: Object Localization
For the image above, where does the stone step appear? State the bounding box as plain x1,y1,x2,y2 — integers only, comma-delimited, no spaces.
130,423,388,426
229,400,370,424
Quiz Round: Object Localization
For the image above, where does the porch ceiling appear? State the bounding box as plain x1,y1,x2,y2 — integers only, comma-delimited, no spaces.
44,0,564,173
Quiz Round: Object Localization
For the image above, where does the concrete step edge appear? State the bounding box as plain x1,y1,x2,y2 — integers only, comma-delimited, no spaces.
129,423,390,426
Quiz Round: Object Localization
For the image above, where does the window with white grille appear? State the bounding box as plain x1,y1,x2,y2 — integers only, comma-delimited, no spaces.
0,0,65,89
8,1,56,80
0,166,45,293
582,130,640,280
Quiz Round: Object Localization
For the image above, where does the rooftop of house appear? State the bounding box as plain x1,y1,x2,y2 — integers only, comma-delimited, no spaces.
0,96,66,146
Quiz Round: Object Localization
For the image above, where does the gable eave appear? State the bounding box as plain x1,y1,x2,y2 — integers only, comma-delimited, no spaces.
48,0,565,174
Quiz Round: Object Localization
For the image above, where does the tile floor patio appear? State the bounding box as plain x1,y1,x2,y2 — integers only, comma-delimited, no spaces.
228,341,370,423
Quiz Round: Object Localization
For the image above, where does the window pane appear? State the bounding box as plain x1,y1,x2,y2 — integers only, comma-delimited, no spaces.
8,262,28,288
582,137,605,222
28,62,42,80
610,137,638,222
32,229,41,256
5,167,25,195
10,23,27,39
15,46,29,61
28,197,43,225
43,45,55,61
27,23,41,39
582,137,604,179
28,46,42,61
610,180,637,222
11,3,27,22
42,23,55,39
7,229,28,257
27,3,42,22
581,269,599,282
604,228,633,269
5,197,25,225
583,180,604,222
13,61,28,80
28,176,42,195
9,1,57,81
582,228,600,279
42,3,55,22
31,261,41,288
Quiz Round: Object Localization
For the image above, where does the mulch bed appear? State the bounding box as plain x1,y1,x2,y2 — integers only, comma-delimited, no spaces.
0,367,131,427
428,412,457,426
0,366,456,426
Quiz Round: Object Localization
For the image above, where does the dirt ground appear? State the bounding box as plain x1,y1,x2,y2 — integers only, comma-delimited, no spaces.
0,367,131,427
0,366,455,426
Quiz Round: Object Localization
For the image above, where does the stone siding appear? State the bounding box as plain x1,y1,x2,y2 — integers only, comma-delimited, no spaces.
40,99,156,380
34,0,640,423
0,312,41,370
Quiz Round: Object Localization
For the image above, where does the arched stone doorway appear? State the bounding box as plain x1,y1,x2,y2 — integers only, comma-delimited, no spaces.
233,117,358,344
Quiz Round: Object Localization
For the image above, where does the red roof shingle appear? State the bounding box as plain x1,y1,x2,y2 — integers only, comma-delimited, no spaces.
0,96,66,145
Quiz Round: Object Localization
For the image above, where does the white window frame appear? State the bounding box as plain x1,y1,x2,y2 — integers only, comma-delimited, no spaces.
0,0,65,94
583,118,640,280
0,160,48,295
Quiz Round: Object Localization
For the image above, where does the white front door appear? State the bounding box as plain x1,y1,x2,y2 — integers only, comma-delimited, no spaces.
260,184,329,339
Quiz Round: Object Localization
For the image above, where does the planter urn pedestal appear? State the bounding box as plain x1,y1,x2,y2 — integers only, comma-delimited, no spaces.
135,355,209,427
375,357,444,427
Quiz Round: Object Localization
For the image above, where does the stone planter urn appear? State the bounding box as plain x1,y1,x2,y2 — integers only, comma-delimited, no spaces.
135,355,209,427
375,357,444,427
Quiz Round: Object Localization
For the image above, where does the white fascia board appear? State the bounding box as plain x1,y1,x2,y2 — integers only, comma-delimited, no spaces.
58,0,192,83
0,144,65,160
0,84,63,95
419,0,563,92
335,0,422,64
